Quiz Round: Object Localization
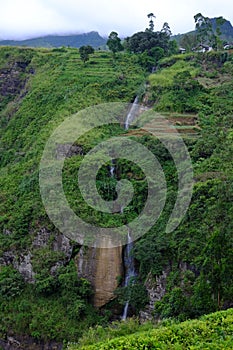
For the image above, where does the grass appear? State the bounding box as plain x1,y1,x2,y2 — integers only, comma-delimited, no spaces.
121,109,200,142
67,308,233,349
149,60,200,89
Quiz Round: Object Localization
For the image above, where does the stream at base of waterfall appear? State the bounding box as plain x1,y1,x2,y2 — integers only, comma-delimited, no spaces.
122,229,136,320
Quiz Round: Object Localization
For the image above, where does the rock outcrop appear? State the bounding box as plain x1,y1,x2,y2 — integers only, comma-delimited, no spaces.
55,144,84,159
0,228,73,283
140,269,170,321
33,228,73,259
0,58,33,107
13,252,35,283
76,239,123,308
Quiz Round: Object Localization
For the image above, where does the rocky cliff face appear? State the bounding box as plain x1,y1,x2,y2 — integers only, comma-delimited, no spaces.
1,226,124,314
140,269,170,321
0,57,33,114
76,239,123,308
0,228,73,283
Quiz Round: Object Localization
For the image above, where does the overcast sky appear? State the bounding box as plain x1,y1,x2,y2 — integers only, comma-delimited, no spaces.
0,0,233,40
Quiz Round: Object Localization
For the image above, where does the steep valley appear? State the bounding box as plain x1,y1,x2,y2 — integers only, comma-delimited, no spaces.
0,46,233,348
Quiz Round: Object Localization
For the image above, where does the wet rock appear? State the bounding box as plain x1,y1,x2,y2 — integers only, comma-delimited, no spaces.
76,239,123,308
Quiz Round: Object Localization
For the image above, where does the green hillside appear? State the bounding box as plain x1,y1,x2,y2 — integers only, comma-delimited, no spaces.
0,46,145,343
0,41,233,347
68,308,233,349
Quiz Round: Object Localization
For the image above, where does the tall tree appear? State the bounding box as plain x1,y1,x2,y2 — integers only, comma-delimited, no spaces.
194,13,213,46
147,13,156,32
107,31,123,57
161,22,172,37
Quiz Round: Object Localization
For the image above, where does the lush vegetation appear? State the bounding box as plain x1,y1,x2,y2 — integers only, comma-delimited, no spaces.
67,308,233,349
0,46,145,342
131,50,233,320
124,19,178,70
0,17,233,347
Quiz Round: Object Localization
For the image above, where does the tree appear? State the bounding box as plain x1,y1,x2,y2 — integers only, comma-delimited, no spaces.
161,22,172,37
79,45,94,64
147,13,156,32
107,31,123,57
168,40,179,55
194,13,213,46
125,30,170,56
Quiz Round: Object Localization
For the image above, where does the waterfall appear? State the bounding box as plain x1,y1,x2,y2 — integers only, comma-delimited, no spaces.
110,95,139,178
121,95,139,320
78,246,84,274
110,164,114,177
122,230,136,320
124,96,139,130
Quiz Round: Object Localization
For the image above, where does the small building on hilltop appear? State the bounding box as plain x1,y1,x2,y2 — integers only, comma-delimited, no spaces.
193,44,213,53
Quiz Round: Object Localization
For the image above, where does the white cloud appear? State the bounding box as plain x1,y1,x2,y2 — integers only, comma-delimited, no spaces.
0,0,232,39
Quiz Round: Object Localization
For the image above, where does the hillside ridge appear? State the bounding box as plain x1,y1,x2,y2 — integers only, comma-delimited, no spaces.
0,31,107,48
173,17,233,43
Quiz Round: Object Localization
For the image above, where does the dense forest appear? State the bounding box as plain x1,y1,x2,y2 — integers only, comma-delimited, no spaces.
0,13,233,350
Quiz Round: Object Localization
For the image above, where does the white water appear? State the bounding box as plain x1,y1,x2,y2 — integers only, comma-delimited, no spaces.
110,165,114,177
124,96,139,130
110,95,139,178
122,230,136,320
122,301,129,321
121,96,139,320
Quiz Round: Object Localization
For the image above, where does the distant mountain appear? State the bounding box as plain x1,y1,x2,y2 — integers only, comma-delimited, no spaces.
0,31,107,48
209,18,233,41
173,17,233,44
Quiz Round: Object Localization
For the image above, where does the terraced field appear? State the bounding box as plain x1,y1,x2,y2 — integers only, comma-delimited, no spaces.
122,111,200,140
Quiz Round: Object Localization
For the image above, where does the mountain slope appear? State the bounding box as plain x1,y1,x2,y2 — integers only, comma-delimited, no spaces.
0,45,233,346
210,18,233,41
0,46,145,343
0,31,107,48
173,17,233,44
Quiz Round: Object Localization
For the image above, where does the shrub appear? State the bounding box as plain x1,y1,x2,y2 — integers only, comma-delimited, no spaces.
0,265,25,299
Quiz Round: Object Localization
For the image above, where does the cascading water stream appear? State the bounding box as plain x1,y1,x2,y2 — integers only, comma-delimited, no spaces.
108,96,139,319
109,95,139,178
110,167,114,177
121,96,139,320
110,160,115,177
122,229,136,320
124,95,139,130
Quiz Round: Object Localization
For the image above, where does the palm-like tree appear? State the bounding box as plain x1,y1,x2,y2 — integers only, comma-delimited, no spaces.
147,13,156,31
